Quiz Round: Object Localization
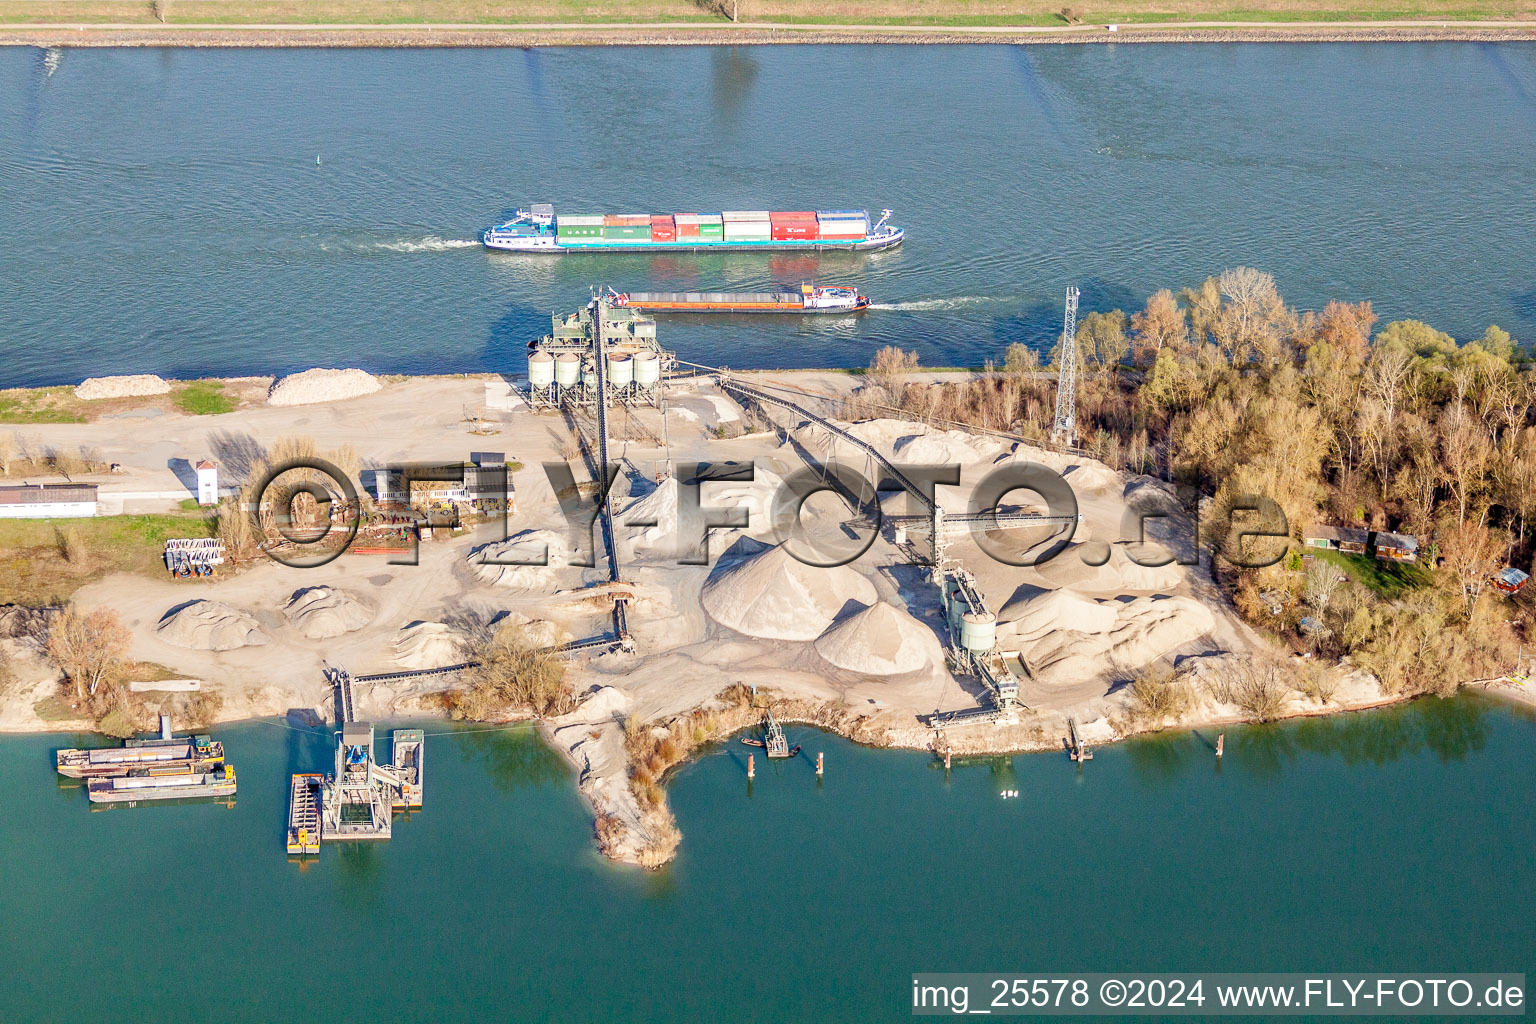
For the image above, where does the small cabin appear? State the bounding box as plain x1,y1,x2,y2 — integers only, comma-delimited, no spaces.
1303,525,1369,555
0,483,98,519
1373,531,1419,563
1491,567,1530,596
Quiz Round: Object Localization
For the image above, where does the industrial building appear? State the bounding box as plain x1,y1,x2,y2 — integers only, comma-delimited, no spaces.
525,295,673,410
0,483,98,518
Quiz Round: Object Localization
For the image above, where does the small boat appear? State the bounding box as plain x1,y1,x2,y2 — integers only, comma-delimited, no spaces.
740,737,766,748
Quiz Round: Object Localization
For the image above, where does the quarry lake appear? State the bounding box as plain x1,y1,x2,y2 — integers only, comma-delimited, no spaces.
1,696,1533,1022
2,43,1536,387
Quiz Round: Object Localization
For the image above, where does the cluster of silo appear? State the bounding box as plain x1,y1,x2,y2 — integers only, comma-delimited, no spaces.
524,299,671,409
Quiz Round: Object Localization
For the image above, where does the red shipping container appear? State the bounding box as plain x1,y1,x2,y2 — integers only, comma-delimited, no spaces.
771,222,819,240
770,211,817,223
650,215,677,242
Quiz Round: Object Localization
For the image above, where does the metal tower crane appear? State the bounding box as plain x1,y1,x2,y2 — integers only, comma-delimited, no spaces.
1051,286,1081,448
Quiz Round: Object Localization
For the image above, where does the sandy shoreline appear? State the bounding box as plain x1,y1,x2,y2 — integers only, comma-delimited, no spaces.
4,21,1536,47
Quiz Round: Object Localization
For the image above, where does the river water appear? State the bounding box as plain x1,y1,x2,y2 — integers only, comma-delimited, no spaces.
0,696,1531,1021
2,44,1535,388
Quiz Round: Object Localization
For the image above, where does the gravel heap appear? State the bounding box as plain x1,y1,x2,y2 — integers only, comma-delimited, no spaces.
469,530,573,590
393,621,469,669
156,601,270,651
701,542,876,641
814,600,941,675
998,588,1117,643
1033,542,1184,595
283,586,375,639
74,374,171,400
267,368,381,406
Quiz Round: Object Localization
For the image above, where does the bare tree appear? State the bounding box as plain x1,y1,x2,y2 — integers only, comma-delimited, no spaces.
1440,519,1502,621
47,607,130,701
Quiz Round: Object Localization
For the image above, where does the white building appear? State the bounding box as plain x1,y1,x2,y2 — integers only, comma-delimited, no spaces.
0,483,99,519
195,460,219,505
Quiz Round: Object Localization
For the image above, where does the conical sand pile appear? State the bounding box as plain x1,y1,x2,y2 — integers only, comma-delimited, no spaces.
814,601,941,675
157,601,270,651
701,543,876,641
283,586,374,639
393,621,469,669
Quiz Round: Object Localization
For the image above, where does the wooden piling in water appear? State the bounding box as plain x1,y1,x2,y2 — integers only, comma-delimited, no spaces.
747,753,755,779
816,751,823,776
1216,733,1225,758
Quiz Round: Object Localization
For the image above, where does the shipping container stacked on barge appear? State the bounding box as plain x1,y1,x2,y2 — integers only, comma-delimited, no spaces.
483,204,901,252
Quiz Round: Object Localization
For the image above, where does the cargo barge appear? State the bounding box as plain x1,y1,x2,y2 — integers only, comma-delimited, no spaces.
388,729,424,810
484,205,903,253
287,773,323,854
86,763,236,804
56,716,224,779
610,283,869,314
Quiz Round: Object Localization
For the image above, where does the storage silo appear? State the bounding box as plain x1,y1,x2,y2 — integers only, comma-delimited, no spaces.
633,351,660,386
607,352,634,388
554,353,580,387
960,611,997,653
528,351,555,389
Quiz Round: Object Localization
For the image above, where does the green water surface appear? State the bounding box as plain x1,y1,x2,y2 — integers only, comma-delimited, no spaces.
0,696,1531,1022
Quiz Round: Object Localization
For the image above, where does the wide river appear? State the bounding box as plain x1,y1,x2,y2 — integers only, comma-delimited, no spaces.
0,697,1532,1021
2,44,1536,387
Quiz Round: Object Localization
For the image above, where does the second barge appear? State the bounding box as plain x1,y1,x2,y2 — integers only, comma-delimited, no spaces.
87,763,237,804
610,284,869,314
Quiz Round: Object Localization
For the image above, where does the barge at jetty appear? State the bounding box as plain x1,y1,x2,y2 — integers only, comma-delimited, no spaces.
56,716,225,779
610,284,869,314
87,763,237,804
483,205,903,253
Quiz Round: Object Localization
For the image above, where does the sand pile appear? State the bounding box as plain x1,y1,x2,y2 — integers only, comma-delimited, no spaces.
995,444,1121,493
267,368,381,406
619,476,694,559
392,621,469,669
815,600,941,675
156,601,270,651
998,588,1117,644
1022,595,1215,687
701,543,876,641
1033,542,1184,594
893,429,1000,466
469,530,573,590
283,586,374,639
74,374,171,400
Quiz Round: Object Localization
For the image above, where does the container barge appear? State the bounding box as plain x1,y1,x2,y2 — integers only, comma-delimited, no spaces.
609,283,869,314
86,763,236,804
484,205,902,253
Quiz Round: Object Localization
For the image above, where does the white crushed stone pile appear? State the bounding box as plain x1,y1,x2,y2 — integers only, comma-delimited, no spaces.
156,601,270,651
814,600,941,675
893,429,1001,466
701,542,876,641
469,530,573,590
1033,542,1184,594
998,589,1118,644
267,368,381,406
1023,595,1216,687
393,621,469,669
282,585,375,639
74,374,171,400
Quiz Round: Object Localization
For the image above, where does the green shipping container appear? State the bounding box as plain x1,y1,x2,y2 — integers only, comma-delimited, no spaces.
602,225,651,240
558,225,602,238
699,224,724,239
